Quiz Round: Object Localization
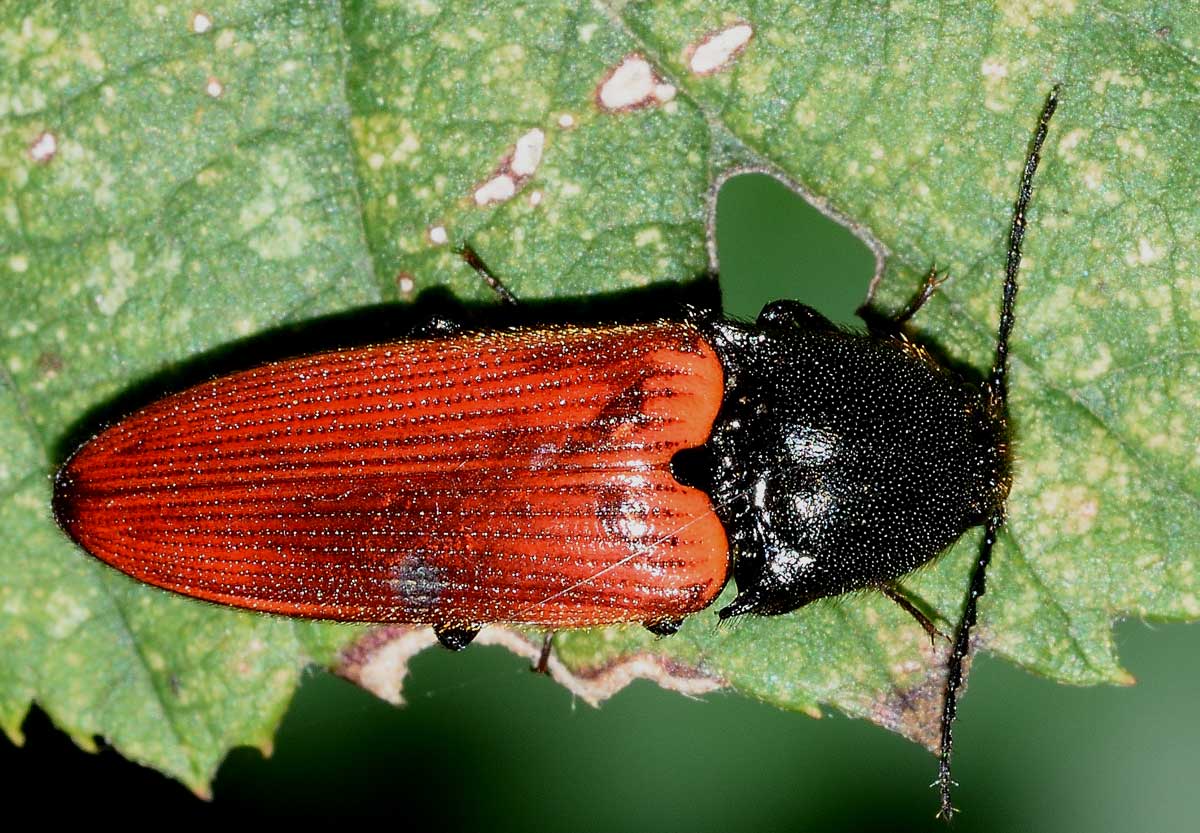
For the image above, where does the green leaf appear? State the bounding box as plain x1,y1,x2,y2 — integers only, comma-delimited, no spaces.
2,0,1196,792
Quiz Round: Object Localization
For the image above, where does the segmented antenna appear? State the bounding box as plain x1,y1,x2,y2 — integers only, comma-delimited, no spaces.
988,86,1060,406
938,86,1060,820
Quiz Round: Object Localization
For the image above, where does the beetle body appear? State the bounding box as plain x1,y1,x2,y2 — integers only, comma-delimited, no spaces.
53,309,1005,634
52,88,1058,821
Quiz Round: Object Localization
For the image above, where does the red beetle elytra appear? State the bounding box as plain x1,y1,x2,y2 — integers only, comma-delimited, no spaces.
53,91,1059,817
54,324,729,637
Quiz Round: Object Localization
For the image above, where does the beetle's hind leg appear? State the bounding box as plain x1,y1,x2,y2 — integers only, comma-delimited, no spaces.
532,632,555,675
879,584,949,646
457,245,520,306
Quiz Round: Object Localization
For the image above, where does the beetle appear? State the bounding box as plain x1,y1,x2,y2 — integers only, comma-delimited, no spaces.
53,90,1058,817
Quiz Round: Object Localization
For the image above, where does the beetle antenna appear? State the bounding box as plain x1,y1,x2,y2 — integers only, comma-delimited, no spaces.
987,86,1059,406
937,87,1059,821
937,510,1002,818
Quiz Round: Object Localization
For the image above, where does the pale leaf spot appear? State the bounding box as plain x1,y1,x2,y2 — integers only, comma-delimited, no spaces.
510,128,544,177
687,23,754,76
190,11,212,34
981,58,1008,80
474,174,516,206
597,55,676,112
396,272,415,299
1124,236,1164,266
471,128,545,206
28,131,57,164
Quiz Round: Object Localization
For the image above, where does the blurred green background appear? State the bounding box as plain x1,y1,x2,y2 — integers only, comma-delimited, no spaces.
6,175,1198,830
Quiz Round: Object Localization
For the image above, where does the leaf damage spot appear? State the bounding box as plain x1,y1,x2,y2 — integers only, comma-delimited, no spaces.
1127,236,1164,266
1073,341,1112,382
36,351,64,377
687,22,754,76
634,227,662,247
472,128,545,207
596,54,676,113
335,625,726,708
396,272,415,299
981,58,1008,80
427,224,448,245
204,76,224,98
555,644,726,706
998,0,1080,31
528,189,543,207
474,175,516,205
1036,484,1100,537
1057,127,1089,161
511,128,544,176
237,149,316,260
557,113,576,129
870,651,952,752
28,131,58,164
190,10,212,34
88,240,138,316
336,626,436,706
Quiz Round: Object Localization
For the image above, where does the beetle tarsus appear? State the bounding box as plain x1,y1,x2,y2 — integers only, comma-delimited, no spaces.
434,624,480,651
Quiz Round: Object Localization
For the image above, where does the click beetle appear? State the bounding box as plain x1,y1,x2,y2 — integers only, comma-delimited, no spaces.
53,88,1059,818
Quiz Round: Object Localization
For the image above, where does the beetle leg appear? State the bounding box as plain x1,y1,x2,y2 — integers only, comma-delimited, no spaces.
433,624,480,651
893,267,950,325
879,584,948,645
532,632,555,675
457,244,520,306
856,267,949,333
